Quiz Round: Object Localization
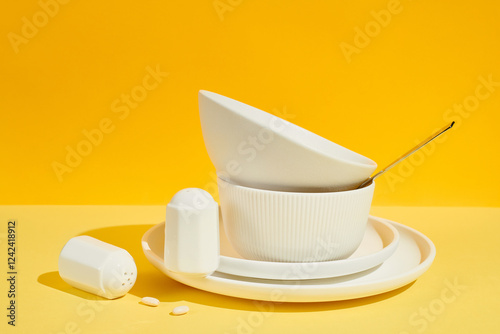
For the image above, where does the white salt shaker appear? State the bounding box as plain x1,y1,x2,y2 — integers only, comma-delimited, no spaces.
165,188,219,276
58,236,137,299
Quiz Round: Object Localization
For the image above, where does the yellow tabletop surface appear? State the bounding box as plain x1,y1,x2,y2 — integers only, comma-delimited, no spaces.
1,205,499,334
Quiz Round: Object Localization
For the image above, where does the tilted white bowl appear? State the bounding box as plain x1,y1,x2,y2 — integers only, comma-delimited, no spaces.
199,90,377,192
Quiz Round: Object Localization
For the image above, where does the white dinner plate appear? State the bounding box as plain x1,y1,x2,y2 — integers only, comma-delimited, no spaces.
142,216,435,302
216,217,399,280
142,216,436,302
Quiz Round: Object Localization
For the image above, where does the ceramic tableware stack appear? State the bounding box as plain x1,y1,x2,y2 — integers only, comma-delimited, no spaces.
199,90,379,264
140,91,436,302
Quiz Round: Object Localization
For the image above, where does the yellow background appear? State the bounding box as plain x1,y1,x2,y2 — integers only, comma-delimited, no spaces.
1,0,499,206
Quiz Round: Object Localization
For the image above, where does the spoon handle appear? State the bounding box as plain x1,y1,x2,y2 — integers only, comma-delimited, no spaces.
357,121,455,189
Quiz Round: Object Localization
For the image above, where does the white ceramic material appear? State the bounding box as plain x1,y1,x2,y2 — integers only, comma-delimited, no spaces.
165,188,219,276
217,217,399,280
198,90,377,192
142,216,436,303
59,236,137,299
218,177,375,262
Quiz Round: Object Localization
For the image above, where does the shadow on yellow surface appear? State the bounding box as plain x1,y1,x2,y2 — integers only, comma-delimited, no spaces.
38,224,415,312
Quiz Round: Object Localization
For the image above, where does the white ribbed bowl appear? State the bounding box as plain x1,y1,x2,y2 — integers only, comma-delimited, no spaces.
218,177,375,262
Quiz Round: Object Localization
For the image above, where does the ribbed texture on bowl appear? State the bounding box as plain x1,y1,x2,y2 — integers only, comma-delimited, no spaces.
218,178,375,262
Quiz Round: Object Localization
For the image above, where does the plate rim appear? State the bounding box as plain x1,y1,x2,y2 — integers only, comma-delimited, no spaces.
141,215,436,302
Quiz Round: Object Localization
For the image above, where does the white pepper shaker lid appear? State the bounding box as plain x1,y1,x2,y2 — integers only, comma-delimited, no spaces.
165,188,219,276
58,236,137,299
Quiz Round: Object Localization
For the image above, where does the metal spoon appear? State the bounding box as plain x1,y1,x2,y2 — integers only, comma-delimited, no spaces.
356,121,455,189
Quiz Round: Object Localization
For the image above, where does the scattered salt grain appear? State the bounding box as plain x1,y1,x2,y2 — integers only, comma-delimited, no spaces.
172,305,189,315
141,297,160,307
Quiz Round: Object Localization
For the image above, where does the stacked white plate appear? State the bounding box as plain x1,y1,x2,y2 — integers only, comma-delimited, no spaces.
141,215,435,303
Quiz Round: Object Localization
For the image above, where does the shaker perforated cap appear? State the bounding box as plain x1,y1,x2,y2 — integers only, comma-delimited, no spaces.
58,236,137,299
